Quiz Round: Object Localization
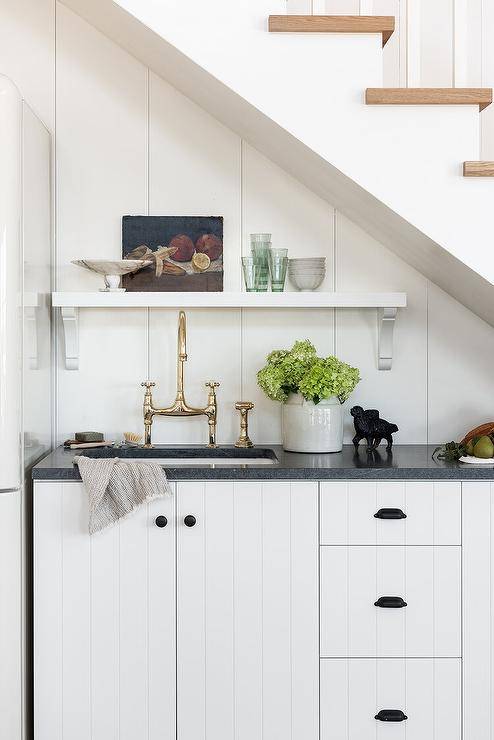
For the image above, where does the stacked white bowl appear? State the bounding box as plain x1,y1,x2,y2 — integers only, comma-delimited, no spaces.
288,257,326,291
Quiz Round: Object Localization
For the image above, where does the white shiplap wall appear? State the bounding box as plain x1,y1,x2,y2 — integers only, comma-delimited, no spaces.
54,2,494,446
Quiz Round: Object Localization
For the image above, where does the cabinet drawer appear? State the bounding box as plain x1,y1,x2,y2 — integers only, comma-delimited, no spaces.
320,546,461,657
320,658,461,740
320,482,461,545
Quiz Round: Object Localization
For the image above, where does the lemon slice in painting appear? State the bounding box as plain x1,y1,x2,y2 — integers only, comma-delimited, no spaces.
192,252,211,272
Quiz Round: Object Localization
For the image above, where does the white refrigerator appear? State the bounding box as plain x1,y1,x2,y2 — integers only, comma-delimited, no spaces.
0,75,52,740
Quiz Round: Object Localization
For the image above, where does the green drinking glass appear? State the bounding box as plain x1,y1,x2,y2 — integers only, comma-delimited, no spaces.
268,252,288,292
242,256,269,292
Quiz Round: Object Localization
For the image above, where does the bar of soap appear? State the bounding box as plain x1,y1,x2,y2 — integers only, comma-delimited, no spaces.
75,431,104,443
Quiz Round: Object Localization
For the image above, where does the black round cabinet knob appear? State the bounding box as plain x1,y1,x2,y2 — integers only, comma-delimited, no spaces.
155,515,168,528
184,515,197,528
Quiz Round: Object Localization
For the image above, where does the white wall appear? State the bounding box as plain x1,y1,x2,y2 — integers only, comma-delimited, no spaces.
290,0,494,157
54,3,494,447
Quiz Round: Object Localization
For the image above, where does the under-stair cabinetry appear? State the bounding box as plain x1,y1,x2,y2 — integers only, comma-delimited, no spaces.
34,480,319,740
34,478,494,738
319,481,462,740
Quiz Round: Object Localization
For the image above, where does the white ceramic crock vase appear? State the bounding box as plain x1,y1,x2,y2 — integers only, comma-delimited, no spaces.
281,393,343,453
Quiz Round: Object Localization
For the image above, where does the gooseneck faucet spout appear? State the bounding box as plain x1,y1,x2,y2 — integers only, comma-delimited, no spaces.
141,311,219,448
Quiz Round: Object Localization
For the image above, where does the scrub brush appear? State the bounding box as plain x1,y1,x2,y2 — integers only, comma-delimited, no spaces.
123,432,143,447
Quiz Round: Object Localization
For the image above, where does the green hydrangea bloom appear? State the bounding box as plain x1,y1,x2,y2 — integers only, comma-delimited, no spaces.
298,357,360,404
256,364,288,403
257,340,360,405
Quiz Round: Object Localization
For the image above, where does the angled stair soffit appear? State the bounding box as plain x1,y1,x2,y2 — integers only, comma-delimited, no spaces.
61,0,494,327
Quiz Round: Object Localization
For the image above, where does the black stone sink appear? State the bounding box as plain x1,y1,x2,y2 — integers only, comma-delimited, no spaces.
78,446,278,466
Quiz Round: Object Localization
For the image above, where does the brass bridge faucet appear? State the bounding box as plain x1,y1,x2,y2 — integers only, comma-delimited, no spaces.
141,311,220,448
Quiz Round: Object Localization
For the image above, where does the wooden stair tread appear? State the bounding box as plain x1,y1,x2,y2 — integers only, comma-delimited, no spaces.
268,15,395,46
366,88,493,111
463,161,494,177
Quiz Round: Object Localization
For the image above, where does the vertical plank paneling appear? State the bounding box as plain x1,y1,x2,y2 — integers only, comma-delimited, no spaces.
373,0,403,86
462,482,492,740
319,481,349,545
286,0,312,13
376,482,405,545
376,546,406,654
347,482,377,544
320,547,349,656
242,144,334,444
119,501,150,740
376,659,406,740
61,483,91,740
204,483,235,739
359,0,373,13
433,546,461,658
481,0,494,157
321,546,460,657
453,0,468,86
34,483,63,740
420,0,454,86
262,483,292,738
433,659,462,738
348,546,375,654
428,285,494,444
320,659,349,739
148,72,241,445
321,659,461,739
404,482,434,543
90,504,119,739
290,482,319,739
35,481,176,740
433,482,462,545
177,481,318,740
320,482,461,545
177,482,206,740
56,4,148,440
234,482,263,740
406,0,422,86
335,214,428,445
148,493,176,740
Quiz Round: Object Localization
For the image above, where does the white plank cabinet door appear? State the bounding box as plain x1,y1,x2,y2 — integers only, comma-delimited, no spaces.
34,481,176,740
320,545,461,657
463,482,494,740
176,481,319,740
320,481,461,545
321,658,461,740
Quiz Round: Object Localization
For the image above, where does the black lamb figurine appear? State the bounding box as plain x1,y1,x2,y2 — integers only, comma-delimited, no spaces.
350,406,398,451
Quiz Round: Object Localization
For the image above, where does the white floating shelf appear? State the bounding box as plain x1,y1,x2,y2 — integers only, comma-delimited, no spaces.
52,291,406,309
52,291,406,371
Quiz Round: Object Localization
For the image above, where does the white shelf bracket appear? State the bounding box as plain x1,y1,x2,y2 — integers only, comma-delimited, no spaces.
378,307,398,371
60,307,79,370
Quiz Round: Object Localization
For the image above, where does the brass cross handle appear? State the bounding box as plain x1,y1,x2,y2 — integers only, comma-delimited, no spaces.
234,401,254,449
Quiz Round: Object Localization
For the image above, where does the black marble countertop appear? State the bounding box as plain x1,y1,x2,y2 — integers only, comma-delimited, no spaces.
31,444,494,481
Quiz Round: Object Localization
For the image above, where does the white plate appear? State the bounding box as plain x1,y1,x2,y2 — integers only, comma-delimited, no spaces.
459,455,494,464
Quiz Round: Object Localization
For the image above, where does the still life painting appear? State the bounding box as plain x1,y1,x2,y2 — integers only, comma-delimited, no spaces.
122,215,223,292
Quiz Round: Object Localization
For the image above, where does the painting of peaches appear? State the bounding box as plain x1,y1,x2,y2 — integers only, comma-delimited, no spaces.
122,215,223,292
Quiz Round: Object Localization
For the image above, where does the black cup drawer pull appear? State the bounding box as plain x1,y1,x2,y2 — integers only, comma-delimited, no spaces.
374,596,407,608
374,508,407,520
375,709,408,722
155,515,168,528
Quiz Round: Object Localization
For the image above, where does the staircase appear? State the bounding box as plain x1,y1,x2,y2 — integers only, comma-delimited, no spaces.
62,0,494,325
